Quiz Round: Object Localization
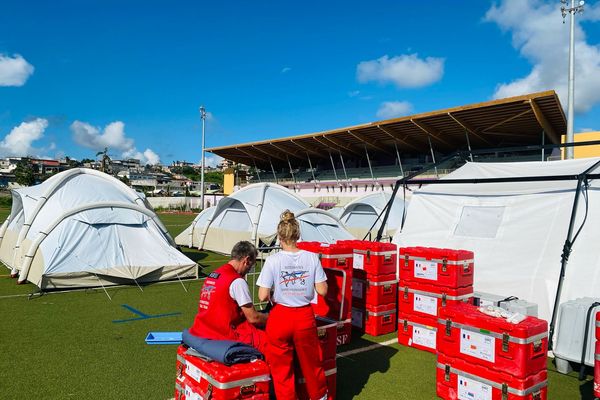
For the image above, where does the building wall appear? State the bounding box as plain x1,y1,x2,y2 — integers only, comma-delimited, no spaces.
561,131,600,159
223,168,235,195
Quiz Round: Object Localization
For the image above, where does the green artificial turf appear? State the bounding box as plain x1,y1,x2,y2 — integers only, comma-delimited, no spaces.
0,209,596,399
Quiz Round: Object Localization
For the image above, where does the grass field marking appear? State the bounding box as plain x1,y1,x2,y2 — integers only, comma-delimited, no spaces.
337,338,398,359
112,304,182,323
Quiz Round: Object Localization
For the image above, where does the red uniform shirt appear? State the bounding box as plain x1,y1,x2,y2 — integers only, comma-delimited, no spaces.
189,263,245,340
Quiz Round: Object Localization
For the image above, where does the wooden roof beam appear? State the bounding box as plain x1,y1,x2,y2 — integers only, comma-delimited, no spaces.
251,145,287,162
290,139,322,157
319,136,362,157
410,119,453,147
269,143,305,161
529,99,560,144
376,125,423,151
482,109,532,133
347,130,393,155
447,112,492,145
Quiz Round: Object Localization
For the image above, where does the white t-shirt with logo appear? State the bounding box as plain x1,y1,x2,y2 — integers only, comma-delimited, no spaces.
257,250,327,307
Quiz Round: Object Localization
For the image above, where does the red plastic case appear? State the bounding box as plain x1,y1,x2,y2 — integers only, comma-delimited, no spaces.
594,341,600,399
316,316,338,362
296,357,337,400
311,267,352,322
175,345,271,400
351,273,397,307
397,312,438,354
398,281,473,319
596,312,600,340
436,353,547,400
336,318,352,346
399,247,474,288
297,241,354,271
437,303,548,379
337,240,397,276
351,303,397,336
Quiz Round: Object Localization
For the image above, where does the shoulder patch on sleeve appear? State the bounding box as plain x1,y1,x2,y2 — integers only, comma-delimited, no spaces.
208,272,220,279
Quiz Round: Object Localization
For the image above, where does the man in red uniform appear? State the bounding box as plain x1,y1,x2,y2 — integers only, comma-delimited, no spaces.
189,241,268,354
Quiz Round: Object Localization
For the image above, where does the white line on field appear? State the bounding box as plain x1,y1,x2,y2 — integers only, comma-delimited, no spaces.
337,338,397,358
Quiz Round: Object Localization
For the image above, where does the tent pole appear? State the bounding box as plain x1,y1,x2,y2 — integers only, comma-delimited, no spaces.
286,155,297,188
364,145,376,188
328,152,340,187
426,135,439,178
394,143,404,178
339,151,349,184
464,129,474,162
541,130,545,161
253,159,261,183
269,158,278,183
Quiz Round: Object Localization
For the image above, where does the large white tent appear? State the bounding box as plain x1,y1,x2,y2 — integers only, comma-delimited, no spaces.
0,168,197,289
175,183,353,254
393,158,600,333
337,192,406,240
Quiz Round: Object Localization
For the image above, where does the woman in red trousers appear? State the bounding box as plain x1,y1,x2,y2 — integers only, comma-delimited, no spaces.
257,210,328,400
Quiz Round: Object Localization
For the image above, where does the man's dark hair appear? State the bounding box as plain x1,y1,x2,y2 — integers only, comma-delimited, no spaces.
231,241,258,263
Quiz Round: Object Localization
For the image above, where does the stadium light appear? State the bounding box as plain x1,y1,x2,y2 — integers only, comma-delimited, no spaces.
199,105,207,209
561,0,585,159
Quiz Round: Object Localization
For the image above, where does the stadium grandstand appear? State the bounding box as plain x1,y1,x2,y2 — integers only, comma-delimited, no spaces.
207,91,567,206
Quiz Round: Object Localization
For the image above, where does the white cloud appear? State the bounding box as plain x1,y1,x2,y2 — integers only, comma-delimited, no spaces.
357,54,445,88
204,155,223,168
348,90,361,97
0,118,48,156
0,54,34,87
376,101,414,119
486,0,600,113
71,120,161,165
281,67,292,74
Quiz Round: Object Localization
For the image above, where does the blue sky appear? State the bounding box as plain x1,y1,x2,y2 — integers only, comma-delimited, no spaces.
1,0,599,165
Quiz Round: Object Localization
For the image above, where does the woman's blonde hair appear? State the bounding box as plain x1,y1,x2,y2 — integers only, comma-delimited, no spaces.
277,209,300,243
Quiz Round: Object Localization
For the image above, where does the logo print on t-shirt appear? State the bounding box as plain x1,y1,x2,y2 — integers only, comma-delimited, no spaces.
280,271,309,287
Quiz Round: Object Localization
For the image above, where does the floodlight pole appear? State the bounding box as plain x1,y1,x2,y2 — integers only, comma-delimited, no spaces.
562,0,585,159
199,106,207,210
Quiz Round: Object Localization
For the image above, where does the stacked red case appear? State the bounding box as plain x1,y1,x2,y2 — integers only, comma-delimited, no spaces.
174,345,271,400
351,303,397,336
397,247,474,354
397,312,438,354
399,247,474,288
595,313,600,398
436,353,547,400
297,241,353,346
296,357,337,400
437,303,548,379
337,240,399,337
316,317,338,362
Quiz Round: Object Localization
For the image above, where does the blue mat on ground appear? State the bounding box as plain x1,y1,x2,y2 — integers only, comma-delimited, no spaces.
145,331,183,344
181,329,263,365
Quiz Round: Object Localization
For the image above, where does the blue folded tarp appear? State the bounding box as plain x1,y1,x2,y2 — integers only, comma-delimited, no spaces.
181,329,263,365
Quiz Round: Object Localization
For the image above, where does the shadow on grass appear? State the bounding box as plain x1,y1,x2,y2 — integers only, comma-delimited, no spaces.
336,331,399,399
179,248,209,263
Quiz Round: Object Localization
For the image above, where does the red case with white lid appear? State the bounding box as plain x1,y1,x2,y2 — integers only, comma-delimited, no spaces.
351,272,397,307
296,357,337,400
437,303,548,379
397,312,438,354
175,345,271,400
337,240,397,276
399,247,474,288
436,353,547,400
398,281,473,319
351,303,397,336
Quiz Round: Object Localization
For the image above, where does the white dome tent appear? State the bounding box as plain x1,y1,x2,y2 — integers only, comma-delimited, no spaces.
175,183,353,254
0,168,197,290
338,192,406,240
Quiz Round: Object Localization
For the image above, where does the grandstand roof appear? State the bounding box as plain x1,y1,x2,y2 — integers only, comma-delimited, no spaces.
207,91,566,169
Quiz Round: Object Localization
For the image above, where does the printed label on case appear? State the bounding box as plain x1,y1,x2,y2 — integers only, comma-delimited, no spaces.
414,260,438,280
185,385,203,400
457,375,492,400
459,329,495,363
413,325,436,349
351,308,364,328
352,280,364,299
414,293,438,316
353,253,364,270
185,361,203,383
